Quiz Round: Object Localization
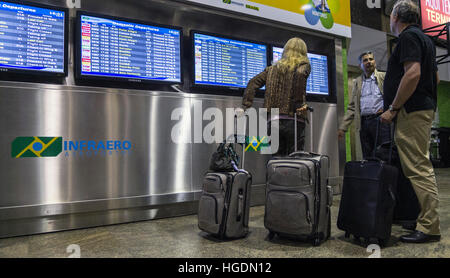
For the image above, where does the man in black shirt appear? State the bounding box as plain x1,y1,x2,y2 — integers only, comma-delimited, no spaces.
381,0,441,243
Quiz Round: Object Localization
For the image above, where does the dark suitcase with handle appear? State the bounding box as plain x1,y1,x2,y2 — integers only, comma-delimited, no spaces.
375,130,420,227
337,119,398,247
337,158,398,246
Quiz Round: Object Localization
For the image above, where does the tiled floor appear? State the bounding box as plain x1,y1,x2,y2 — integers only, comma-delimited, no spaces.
1,168,449,258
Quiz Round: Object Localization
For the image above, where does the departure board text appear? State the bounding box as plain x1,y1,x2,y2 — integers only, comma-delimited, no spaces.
194,33,267,88
0,2,65,73
80,15,181,83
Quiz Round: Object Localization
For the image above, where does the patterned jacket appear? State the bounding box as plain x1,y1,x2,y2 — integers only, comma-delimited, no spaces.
242,62,311,118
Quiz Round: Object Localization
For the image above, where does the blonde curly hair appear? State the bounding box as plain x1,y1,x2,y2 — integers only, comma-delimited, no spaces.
276,37,310,72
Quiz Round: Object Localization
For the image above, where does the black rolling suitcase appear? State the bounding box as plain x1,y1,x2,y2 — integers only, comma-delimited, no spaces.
376,135,420,227
197,116,252,239
337,120,398,246
393,168,420,226
264,109,333,246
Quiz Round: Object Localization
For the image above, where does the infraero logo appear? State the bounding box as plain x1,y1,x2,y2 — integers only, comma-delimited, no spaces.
12,137,63,158
12,137,133,158
304,0,335,30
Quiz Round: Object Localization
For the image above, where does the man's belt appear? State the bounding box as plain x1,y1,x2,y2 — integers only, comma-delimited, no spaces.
361,112,382,120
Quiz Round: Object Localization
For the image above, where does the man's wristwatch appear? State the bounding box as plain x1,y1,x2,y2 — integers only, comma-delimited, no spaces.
389,105,400,112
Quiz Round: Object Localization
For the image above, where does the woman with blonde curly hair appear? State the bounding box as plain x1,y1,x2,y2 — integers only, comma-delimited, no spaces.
241,37,311,156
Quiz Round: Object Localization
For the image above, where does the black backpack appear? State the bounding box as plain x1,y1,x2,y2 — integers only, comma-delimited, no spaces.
209,142,240,172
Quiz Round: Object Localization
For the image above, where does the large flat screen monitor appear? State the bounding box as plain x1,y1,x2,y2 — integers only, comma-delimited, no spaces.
0,0,68,77
272,46,329,96
193,32,267,89
76,12,182,84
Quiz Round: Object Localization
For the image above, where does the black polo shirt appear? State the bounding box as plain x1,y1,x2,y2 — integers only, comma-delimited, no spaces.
383,24,438,113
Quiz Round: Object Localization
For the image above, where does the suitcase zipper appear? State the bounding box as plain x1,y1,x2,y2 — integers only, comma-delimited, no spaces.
295,158,322,237
202,193,219,224
272,162,313,186
219,173,235,237
205,174,225,191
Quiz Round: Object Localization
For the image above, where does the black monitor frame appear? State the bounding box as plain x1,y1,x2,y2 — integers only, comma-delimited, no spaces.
190,30,268,97
74,11,184,88
0,0,68,79
270,44,336,104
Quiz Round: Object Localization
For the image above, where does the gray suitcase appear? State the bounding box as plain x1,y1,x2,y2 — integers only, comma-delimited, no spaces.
264,110,333,246
198,116,252,239
198,171,252,239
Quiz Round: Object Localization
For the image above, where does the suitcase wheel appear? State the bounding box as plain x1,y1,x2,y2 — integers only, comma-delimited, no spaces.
268,231,276,240
312,238,321,247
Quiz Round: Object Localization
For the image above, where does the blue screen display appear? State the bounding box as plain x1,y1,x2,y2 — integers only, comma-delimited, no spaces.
273,46,329,96
0,1,65,73
194,33,267,88
80,15,181,83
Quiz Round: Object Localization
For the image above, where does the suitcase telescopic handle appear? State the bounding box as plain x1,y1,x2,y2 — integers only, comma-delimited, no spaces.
294,106,313,153
234,114,248,169
372,117,395,163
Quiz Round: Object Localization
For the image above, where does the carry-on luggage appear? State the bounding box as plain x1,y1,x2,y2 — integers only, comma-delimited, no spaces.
264,109,333,246
393,168,420,226
376,136,420,227
337,119,398,246
197,116,252,239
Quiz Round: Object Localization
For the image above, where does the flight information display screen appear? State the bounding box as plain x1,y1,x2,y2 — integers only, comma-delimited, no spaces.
0,1,66,74
194,32,267,88
273,46,329,96
79,14,182,83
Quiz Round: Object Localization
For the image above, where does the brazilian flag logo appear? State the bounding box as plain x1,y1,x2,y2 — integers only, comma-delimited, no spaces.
12,137,63,158
245,136,269,152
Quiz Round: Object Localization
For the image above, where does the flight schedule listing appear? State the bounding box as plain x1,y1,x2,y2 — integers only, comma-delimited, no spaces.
0,2,65,73
306,53,328,96
194,33,267,88
80,15,181,83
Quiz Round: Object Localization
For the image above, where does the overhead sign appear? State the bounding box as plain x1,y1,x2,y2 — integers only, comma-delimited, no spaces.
420,0,450,40
185,0,351,38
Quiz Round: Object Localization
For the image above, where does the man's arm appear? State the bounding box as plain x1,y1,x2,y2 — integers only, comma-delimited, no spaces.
380,61,421,123
338,79,358,139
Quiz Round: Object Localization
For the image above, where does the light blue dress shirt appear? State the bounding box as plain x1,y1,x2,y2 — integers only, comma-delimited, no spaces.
360,73,384,116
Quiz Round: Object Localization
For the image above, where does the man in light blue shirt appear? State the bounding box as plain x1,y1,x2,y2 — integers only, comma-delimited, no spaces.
360,72,384,117
339,51,390,159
